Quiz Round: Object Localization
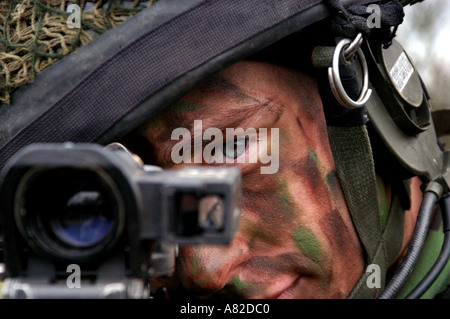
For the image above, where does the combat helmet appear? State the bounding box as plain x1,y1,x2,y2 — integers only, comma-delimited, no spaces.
0,0,448,299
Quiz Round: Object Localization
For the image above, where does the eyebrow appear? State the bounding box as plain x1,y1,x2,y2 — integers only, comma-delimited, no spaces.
199,99,282,131
181,76,284,131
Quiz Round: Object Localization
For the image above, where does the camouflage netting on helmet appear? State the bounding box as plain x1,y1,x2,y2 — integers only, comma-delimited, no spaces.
0,0,155,105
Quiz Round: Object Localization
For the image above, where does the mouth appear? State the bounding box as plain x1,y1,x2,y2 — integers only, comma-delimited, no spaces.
268,276,302,299
185,252,323,299
216,252,323,299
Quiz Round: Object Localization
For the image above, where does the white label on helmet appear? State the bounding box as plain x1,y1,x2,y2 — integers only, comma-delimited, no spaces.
390,52,414,93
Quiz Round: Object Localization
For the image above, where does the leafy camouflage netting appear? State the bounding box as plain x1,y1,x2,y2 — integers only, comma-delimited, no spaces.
0,0,154,104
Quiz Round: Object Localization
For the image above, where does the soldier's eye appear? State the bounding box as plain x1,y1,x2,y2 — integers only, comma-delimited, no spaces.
223,137,249,159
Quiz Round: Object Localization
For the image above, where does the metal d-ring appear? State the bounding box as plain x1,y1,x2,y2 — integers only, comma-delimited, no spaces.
328,35,372,109
343,33,363,61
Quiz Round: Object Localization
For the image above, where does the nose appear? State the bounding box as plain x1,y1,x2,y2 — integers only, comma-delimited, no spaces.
176,233,251,295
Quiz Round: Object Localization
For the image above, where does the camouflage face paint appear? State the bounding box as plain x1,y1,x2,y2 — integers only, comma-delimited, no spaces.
175,253,200,289
190,255,201,276
240,219,282,246
278,126,291,145
293,152,355,264
301,153,323,190
221,276,265,298
376,174,389,230
326,171,340,193
319,209,354,261
170,100,201,113
308,148,325,176
292,225,325,263
138,61,370,298
229,276,246,294
241,174,298,239
227,276,248,296
296,116,306,138
144,99,201,132
276,179,298,221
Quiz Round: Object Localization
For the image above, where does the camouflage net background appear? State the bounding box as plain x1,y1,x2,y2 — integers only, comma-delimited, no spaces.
0,0,154,104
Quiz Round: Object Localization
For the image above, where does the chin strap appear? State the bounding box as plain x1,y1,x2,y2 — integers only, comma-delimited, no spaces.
316,0,412,298
317,58,406,297
326,124,406,298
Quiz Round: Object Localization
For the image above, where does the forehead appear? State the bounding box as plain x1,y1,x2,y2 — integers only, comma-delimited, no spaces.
166,60,320,129
144,59,320,133
187,60,307,104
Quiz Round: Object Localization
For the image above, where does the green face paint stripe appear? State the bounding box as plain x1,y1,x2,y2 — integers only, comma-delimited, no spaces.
170,100,201,112
190,256,201,275
226,276,265,297
228,276,247,294
277,179,298,220
308,148,325,176
186,254,207,288
292,225,325,263
241,219,282,245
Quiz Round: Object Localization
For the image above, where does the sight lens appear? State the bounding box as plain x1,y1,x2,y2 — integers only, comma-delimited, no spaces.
50,190,113,247
15,167,124,261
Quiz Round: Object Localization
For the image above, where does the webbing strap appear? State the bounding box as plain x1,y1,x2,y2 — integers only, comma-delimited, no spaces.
327,125,382,262
348,192,405,298
328,125,406,298
0,0,322,171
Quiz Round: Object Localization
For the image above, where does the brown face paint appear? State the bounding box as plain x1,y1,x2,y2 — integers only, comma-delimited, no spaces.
296,115,308,140
220,252,328,298
241,173,298,235
319,209,354,260
197,75,263,108
300,153,322,190
276,179,298,221
291,151,334,213
245,253,322,277
240,218,283,246
196,75,239,93
241,188,293,252
290,151,350,276
292,149,327,191
146,99,202,132
308,149,324,175
326,171,340,193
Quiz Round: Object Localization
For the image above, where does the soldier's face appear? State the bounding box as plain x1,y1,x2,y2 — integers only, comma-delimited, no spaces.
144,61,364,298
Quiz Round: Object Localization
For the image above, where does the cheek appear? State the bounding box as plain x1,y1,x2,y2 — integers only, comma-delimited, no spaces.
240,173,302,248
278,129,356,249
319,209,356,261
238,124,335,253
282,135,363,277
